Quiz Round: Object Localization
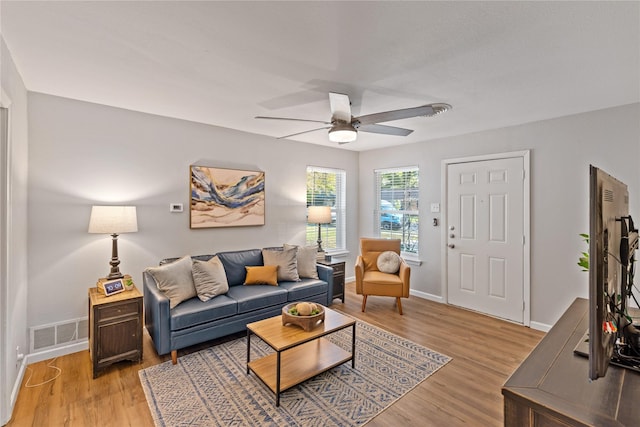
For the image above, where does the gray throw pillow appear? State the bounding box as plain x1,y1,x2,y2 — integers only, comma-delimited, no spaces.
262,247,299,282
284,243,319,279
146,255,196,309
192,256,229,301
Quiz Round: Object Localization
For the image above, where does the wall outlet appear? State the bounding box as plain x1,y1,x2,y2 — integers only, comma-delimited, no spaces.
16,346,24,366
169,203,183,213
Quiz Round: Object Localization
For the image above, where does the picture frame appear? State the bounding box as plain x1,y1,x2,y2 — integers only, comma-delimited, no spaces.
101,278,125,297
190,165,265,228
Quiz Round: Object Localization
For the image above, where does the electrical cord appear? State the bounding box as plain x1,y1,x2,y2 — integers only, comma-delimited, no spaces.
23,328,78,388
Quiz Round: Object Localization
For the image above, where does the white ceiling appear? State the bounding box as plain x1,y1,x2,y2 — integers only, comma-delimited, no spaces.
1,1,639,151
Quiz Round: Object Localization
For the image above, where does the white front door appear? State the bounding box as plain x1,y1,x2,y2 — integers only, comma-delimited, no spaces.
446,157,525,323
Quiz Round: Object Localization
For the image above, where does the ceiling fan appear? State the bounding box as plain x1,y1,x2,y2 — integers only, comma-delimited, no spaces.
256,92,451,144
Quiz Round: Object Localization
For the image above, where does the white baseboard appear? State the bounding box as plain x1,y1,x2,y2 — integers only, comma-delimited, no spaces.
10,356,27,413
26,339,88,365
410,289,445,303
529,321,552,332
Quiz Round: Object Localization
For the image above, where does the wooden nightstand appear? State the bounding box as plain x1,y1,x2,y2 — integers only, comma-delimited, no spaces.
88,284,143,378
317,260,346,303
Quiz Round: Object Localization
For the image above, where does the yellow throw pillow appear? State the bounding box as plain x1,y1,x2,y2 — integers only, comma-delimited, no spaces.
244,265,278,286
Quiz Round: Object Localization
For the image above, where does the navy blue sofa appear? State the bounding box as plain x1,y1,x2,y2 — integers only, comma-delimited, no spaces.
143,248,334,363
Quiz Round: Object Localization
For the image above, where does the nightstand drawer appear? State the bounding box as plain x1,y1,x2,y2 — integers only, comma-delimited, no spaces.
331,263,345,274
97,300,139,322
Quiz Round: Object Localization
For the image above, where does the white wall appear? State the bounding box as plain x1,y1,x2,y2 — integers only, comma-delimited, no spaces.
26,93,360,329
0,36,29,425
359,103,640,328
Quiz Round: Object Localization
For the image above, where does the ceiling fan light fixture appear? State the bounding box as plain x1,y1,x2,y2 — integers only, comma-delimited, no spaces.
328,122,357,143
427,103,452,116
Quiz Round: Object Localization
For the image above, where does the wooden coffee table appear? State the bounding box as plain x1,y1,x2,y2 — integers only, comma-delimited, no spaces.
246,306,356,406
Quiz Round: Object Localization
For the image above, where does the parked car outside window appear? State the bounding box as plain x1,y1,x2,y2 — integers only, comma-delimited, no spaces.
380,200,403,230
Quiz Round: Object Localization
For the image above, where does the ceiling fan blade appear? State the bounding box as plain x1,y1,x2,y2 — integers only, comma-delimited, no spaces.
329,92,352,123
255,116,330,125
358,123,414,137
277,126,331,139
355,105,436,126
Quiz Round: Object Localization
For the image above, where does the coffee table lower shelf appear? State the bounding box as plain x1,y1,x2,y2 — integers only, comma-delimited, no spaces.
248,337,352,400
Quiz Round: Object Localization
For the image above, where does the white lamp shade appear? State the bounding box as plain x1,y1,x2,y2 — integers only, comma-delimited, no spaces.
308,206,332,224
88,206,138,234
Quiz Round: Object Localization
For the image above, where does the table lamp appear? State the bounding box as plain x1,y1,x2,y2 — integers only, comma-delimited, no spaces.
308,206,332,252
88,205,138,280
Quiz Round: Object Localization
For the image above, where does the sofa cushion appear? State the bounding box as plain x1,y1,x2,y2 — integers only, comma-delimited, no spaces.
192,256,229,301
262,247,299,282
244,265,278,286
284,243,319,279
279,278,328,302
363,270,403,285
170,294,237,331
226,284,287,314
217,249,263,286
145,255,197,309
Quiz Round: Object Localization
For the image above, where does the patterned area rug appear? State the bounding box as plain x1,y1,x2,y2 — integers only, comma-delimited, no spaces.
139,320,451,426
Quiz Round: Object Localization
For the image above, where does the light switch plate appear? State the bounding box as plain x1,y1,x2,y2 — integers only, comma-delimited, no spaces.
430,203,440,213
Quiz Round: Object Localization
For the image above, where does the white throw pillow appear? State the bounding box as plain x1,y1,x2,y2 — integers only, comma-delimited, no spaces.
146,255,197,309
377,251,401,274
284,243,319,279
192,256,229,301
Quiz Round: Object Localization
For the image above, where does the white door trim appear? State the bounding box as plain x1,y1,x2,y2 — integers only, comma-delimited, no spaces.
0,90,12,425
441,150,531,326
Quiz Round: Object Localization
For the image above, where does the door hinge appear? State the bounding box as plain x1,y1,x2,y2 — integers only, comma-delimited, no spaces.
522,235,525,245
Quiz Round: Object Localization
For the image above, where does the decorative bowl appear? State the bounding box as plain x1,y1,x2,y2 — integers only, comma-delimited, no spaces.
282,302,325,331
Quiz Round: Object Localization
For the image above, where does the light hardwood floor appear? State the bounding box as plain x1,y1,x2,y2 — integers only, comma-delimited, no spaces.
8,282,544,426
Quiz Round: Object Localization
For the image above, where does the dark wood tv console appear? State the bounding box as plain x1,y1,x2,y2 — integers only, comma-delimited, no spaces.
502,298,640,426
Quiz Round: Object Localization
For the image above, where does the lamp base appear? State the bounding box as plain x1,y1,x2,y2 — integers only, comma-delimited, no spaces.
106,271,124,280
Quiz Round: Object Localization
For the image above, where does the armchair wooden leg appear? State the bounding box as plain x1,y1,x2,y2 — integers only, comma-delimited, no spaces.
171,350,177,365
396,297,403,315
361,295,368,312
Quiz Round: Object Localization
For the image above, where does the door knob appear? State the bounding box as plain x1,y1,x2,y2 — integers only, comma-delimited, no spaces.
450,234,455,238
449,225,455,231
448,243,455,249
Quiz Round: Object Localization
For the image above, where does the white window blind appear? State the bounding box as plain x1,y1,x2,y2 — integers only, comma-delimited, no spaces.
306,166,346,251
374,166,419,256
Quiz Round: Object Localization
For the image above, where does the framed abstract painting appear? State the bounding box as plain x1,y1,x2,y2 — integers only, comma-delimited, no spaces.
190,165,265,228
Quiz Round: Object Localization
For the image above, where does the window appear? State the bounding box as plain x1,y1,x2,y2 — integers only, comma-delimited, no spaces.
375,166,419,256
306,166,346,251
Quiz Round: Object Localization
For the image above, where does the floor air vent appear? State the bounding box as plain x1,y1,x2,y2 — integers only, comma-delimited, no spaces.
30,317,88,353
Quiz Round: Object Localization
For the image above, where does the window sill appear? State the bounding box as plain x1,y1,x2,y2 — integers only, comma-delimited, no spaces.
401,256,422,266
326,249,349,258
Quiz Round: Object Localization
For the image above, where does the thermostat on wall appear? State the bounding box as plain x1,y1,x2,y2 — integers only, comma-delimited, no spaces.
170,203,183,213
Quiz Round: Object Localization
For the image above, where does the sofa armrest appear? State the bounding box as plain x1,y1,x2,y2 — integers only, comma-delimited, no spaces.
143,270,172,356
316,264,334,305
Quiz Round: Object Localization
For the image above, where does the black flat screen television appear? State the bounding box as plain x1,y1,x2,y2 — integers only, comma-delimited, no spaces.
579,165,640,380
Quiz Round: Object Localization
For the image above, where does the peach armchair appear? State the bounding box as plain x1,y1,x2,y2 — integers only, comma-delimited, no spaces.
355,238,410,314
